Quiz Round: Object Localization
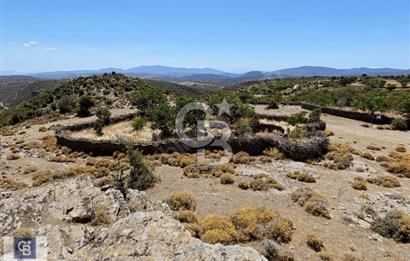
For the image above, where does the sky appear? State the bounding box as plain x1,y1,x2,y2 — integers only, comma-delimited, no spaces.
1,0,409,73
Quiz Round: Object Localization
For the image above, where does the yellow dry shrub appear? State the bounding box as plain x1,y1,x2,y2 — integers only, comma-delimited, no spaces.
361,152,375,160
376,155,389,162
238,181,249,190
286,171,316,183
25,141,41,150
386,153,410,178
250,175,284,191
200,215,237,244
232,151,252,164
306,234,324,252
395,146,407,153
352,177,367,190
23,166,38,174
13,228,33,237
174,210,198,224
167,192,197,211
263,147,284,160
185,223,202,238
292,188,331,219
367,175,400,188
92,204,112,225
179,155,197,167
220,173,235,184
42,135,57,151
322,129,334,137
230,208,293,243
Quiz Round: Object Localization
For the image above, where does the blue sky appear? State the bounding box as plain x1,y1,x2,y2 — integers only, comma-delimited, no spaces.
1,0,409,73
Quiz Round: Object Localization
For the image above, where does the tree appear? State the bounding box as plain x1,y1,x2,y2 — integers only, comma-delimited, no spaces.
129,85,166,114
127,147,156,190
77,96,95,116
146,103,176,138
94,107,111,135
353,92,387,114
57,96,76,114
399,96,410,120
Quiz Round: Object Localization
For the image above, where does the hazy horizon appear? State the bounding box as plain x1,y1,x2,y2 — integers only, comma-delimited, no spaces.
1,0,409,72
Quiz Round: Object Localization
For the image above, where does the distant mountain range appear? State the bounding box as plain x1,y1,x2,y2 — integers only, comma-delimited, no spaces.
2,65,409,86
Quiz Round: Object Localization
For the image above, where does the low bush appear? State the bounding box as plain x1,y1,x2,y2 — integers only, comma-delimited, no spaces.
361,152,375,160
306,234,324,252
250,175,285,191
220,173,235,184
230,208,293,243
263,147,284,160
92,204,112,225
352,177,367,190
174,210,198,224
167,192,197,211
200,215,237,244
366,145,381,151
371,209,410,243
376,155,388,162
291,188,331,219
367,175,400,188
395,146,407,153
286,171,316,183
132,116,145,130
287,112,307,126
318,252,334,261
232,151,252,164
238,181,249,190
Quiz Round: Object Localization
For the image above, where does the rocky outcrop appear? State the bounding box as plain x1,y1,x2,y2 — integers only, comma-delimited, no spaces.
0,176,266,260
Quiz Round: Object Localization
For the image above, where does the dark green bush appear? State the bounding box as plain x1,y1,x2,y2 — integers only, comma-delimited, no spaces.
287,112,307,126
77,96,95,116
127,147,156,190
371,210,410,243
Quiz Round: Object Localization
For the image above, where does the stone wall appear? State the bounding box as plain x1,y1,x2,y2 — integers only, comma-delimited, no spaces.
293,103,394,124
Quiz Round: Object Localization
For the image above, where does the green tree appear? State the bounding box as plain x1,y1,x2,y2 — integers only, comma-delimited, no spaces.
353,92,387,114
146,103,176,138
129,85,166,114
94,107,111,135
77,96,95,116
127,147,156,190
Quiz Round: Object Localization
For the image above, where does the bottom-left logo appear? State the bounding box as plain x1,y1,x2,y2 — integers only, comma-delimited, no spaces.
2,236,47,261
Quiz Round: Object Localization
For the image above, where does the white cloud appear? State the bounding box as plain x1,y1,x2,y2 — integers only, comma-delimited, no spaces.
45,47,57,51
23,41,39,48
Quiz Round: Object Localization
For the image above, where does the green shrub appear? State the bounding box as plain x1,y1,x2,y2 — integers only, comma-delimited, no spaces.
94,107,111,135
77,96,95,116
132,116,145,130
57,96,76,114
129,84,167,113
287,112,307,126
127,147,156,190
371,209,410,243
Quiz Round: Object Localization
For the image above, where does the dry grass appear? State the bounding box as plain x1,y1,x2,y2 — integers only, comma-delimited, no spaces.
306,234,324,252
352,177,367,191
167,192,197,211
174,210,198,224
291,188,331,219
232,151,252,164
367,175,400,188
220,173,235,184
263,147,284,160
286,171,316,183
250,175,285,191
92,204,112,225
0,176,27,190
42,135,57,151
